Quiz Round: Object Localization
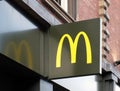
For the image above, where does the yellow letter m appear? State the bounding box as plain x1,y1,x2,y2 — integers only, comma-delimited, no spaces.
56,31,92,68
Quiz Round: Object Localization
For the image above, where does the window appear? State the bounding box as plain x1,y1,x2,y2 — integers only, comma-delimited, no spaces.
54,0,76,19
114,83,120,91
42,0,76,23
54,0,68,12
55,0,61,5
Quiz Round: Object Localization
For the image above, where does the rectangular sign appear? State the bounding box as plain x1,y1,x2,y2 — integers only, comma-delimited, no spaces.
49,18,102,79
0,30,45,76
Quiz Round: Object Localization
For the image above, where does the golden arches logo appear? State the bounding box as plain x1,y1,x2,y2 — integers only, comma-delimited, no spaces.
4,40,33,68
56,31,92,68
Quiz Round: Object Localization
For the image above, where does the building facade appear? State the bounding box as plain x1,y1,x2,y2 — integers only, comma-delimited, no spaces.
0,0,120,91
77,0,120,91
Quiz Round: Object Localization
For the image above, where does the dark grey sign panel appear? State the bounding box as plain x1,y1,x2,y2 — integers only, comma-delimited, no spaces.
49,18,102,79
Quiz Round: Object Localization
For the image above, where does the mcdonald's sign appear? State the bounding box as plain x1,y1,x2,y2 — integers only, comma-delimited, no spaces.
0,30,44,75
49,18,102,79
4,40,33,69
56,31,92,68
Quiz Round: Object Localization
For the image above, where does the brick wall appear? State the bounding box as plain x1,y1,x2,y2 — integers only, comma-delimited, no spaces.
107,0,120,63
77,0,120,67
77,0,99,21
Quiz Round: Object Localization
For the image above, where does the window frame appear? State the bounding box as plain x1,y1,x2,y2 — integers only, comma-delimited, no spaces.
55,0,77,20
68,0,77,20
42,0,75,23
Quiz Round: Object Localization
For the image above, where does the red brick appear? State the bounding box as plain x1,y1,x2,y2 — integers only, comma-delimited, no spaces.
77,0,99,21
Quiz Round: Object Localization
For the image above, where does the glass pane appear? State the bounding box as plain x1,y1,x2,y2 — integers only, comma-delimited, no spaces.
40,79,53,91
61,0,68,12
0,1,37,33
0,1,44,75
114,83,120,91
53,75,98,91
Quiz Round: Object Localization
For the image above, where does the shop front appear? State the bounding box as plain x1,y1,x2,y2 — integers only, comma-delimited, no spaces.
0,0,120,91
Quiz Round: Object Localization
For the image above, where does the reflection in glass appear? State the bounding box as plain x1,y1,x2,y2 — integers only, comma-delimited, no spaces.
114,83,120,91
53,75,98,91
0,1,37,33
